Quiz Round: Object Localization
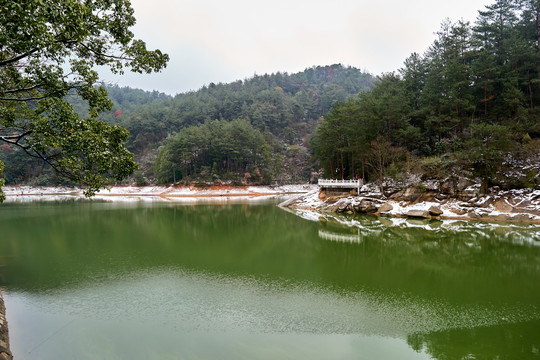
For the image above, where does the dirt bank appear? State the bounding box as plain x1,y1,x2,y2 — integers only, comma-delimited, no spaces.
0,291,12,360
3,184,315,199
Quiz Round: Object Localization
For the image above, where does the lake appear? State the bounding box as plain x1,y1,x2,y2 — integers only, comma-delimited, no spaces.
0,197,539,359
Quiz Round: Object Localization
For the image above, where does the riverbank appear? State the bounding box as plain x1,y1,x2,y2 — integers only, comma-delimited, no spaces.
3,182,540,223
285,182,540,224
0,291,12,360
3,184,316,201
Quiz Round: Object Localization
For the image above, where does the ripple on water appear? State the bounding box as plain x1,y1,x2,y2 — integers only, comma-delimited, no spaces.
16,267,540,337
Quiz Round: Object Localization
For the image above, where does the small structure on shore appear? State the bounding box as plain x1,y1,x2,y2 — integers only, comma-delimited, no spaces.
318,179,363,196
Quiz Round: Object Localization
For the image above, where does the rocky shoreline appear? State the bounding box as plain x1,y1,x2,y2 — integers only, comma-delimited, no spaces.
286,180,540,224
0,291,12,360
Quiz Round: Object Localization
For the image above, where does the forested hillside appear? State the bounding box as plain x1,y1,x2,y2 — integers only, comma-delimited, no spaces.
3,0,538,190
312,0,540,192
1,64,374,186
148,65,374,184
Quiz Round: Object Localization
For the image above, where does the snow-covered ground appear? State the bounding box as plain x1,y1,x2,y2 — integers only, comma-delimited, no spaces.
2,184,316,203
288,187,540,223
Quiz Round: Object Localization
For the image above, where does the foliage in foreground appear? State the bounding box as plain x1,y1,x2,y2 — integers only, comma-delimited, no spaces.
0,0,168,200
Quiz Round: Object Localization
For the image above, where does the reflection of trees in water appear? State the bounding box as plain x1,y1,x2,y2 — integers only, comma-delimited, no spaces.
317,213,540,259
315,213,540,305
316,214,540,359
407,320,540,360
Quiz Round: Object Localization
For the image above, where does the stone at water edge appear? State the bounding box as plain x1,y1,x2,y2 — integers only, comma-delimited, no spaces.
450,208,468,216
492,198,514,212
405,210,431,219
378,203,393,213
428,205,443,216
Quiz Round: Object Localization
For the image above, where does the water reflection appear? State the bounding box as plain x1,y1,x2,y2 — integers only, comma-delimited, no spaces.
0,201,539,359
408,320,540,360
309,210,540,359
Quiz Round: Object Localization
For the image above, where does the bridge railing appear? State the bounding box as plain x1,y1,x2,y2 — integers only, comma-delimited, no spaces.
318,179,363,188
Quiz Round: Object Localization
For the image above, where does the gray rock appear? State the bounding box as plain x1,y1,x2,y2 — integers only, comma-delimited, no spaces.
388,190,405,200
488,213,512,222
405,210,431,219
378,203,394,213
440,179,456,195
403,187,423,201
456,178,474,192
435,193,449,201
450,208,467,215
356,199,378,213
511,214,532,222
428,206,443,216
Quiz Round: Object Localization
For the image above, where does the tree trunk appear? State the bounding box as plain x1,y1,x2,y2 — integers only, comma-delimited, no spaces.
481,177,489,195
362,159,365,183
484,81,488,116
340,151,344,180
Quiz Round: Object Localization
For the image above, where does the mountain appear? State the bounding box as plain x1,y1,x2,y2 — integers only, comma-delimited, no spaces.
0,64,375,186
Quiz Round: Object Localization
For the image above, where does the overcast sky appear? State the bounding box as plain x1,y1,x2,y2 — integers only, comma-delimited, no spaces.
101,0,492,95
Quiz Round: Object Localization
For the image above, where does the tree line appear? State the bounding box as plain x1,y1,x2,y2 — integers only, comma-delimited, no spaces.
312,0,540,192
121,65,374,184
2,65,374,186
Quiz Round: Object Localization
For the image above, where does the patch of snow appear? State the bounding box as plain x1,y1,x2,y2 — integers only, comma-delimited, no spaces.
465,184,481,191
294,209,323,222
3,184,313,200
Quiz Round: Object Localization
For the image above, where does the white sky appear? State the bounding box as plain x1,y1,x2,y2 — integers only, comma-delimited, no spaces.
101,0,492,95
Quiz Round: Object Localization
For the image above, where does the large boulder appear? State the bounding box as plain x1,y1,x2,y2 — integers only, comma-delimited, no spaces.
403,187,423,201
440,179,457,195
336,203,349,213
450,208,467,216
492,198,514,212
440,177,475,197
428,205,443,216
378,203,394,213
354,199,379,213
389,186,432,202
405,210,431,219
456,178,475,192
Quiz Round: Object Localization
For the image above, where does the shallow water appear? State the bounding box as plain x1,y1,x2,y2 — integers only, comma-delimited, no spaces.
0,199,539,359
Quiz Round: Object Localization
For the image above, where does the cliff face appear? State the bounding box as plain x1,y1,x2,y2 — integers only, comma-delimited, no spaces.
0,291,12,360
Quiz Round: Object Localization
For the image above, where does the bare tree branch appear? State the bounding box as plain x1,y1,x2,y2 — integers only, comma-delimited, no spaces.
0,48,40,67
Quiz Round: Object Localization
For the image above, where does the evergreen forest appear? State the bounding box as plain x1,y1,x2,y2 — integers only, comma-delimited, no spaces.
312,0,540,191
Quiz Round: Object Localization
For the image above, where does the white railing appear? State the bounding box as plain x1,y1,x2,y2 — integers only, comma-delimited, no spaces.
318,230,363,244
318,179,363,188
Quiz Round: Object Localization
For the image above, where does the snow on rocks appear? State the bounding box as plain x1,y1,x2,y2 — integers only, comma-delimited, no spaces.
286,185,540,224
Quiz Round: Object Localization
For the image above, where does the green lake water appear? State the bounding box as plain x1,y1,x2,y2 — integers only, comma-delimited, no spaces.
0,197,539,359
